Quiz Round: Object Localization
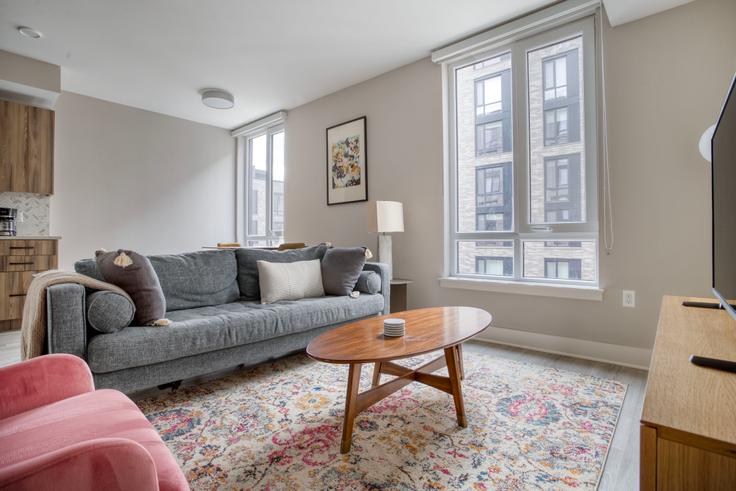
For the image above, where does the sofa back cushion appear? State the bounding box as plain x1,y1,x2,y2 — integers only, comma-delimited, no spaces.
75,249,240,312
235,245,329,300
149,250,240,311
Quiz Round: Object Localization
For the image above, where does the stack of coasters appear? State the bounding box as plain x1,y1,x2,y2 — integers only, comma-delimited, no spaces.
383,318,406,337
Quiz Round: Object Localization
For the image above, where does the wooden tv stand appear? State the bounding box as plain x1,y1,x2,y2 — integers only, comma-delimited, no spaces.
641,296,736,490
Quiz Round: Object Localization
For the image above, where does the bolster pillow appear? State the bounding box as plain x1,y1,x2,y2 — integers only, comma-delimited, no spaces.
354,271,381,294
87,291,135,333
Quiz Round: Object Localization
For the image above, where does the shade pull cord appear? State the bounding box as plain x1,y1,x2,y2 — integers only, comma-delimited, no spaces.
599,2,614,254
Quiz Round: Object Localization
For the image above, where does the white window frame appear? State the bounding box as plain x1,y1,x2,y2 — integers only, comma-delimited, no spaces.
436,1,602,298
233,111,287,246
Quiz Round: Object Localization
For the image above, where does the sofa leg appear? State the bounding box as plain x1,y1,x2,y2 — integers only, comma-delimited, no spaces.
157,380,182,392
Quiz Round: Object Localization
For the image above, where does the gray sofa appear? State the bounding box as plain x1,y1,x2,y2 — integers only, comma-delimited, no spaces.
44,248,390,394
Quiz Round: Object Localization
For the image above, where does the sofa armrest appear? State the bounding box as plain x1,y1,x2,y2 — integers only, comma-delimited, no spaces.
0,354,94,419
363,262,390,315
46,283,87,358
0,438,159,491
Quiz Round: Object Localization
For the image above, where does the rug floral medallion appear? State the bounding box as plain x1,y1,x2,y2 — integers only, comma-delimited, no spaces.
137,351,627,490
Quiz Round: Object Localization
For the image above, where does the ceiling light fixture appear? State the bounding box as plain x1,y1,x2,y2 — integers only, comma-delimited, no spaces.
17,26,43,39
201,89,234,109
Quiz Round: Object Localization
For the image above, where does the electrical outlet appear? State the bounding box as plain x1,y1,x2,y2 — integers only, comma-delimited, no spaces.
623,290,636,308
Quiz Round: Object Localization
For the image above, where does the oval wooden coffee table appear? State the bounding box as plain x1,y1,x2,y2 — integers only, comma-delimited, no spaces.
306,306,492,453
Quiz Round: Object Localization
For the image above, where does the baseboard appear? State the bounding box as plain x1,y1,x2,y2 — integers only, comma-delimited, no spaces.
475,326,651,370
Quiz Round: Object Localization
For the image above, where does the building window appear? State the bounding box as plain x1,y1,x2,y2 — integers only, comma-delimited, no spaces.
544,258,582,280
476,256,513,276
543,55,568,100
544,154,581,222
244,126,285,247
544,107,569,145
544,241,582,247
474,70,511,155
476,162,512,231
542,50,580,147
446,15,597,285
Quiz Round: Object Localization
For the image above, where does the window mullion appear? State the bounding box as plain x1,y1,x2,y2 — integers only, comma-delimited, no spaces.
265,129,273,241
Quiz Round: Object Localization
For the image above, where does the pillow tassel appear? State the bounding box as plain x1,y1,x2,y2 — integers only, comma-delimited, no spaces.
150,318,171,327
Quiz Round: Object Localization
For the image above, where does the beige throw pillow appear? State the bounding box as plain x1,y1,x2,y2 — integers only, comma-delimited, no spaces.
257,259,325,304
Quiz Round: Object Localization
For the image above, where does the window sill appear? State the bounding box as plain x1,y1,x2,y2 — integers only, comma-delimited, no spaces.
438,276,604,301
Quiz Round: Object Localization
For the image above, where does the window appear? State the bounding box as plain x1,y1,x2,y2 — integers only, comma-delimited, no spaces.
476,256,513,276
544,154,581,222
446,15,598,285
474,64,511,155
544,241,582,247
475,163,512,231
544,107,569,145
457,240,514,277
542,50,580,147
243,124,285,247
544,258,582,280
543,55,568,100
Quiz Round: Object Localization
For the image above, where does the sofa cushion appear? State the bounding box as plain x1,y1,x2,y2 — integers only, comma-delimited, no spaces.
74,258,104,281
245,294,385,336
257,259,324,304
0,389,188,491
76,250,240,312
354,270,381,294
235,245,329,300
95,249,168,326
321,247,367,295
86,294,384,373
148,250,240,311
87,291,135,333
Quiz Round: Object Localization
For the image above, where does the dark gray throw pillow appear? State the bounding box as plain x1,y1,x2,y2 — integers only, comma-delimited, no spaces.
95,249,169,326
235,244,329,299
354,270,381,294
87,291,135,333
321,247,367,296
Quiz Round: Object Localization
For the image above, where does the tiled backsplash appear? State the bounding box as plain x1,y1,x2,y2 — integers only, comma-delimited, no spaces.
0,192,50,235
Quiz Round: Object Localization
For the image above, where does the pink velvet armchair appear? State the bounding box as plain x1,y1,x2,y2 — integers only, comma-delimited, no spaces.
0,354,188,491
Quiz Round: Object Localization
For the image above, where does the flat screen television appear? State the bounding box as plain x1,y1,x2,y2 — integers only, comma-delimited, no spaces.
712,73,736,319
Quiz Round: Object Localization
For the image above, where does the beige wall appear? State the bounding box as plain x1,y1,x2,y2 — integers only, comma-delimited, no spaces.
51,92,236,268
285,0,736,350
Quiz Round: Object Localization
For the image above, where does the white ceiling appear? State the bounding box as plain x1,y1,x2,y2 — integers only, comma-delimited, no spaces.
0,0,556,129
0,0,693,129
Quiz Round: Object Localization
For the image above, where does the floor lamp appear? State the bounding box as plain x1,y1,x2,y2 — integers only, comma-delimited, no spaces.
370,201,404,279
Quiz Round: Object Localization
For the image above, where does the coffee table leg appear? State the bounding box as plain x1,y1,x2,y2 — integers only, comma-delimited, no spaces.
454,344,465,380
341,363,362,453
371,362,382,388
444,347,467,428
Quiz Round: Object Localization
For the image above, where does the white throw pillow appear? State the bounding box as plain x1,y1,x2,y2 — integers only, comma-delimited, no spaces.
257,259,325,304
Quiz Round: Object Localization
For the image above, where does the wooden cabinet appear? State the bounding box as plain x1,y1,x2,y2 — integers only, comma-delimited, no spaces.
641,296,736,490
0,239,58,331
0,100,54,195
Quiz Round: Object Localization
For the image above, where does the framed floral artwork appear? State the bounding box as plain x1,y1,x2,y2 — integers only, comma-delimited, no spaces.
326,116,367,205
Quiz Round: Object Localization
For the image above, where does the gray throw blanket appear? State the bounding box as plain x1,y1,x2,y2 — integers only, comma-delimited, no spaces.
21,270,133,360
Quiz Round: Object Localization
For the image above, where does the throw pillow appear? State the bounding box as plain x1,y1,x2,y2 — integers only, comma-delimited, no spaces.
87,291,135,333
235,244,329,299
354,270,381,294
257,259,325,304
95,249,170,326
321,247,368,296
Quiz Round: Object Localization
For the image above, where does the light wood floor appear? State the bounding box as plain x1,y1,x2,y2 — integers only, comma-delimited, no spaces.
0,330,647,490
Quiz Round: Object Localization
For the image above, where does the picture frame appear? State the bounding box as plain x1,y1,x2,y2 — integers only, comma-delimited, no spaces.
326,116,368,205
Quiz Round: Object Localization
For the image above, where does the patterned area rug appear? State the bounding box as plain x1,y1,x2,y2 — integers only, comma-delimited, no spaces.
137,351,626,490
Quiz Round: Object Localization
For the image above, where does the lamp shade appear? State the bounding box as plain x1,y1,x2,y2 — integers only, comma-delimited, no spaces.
371,201,404,233
699,124,716,162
